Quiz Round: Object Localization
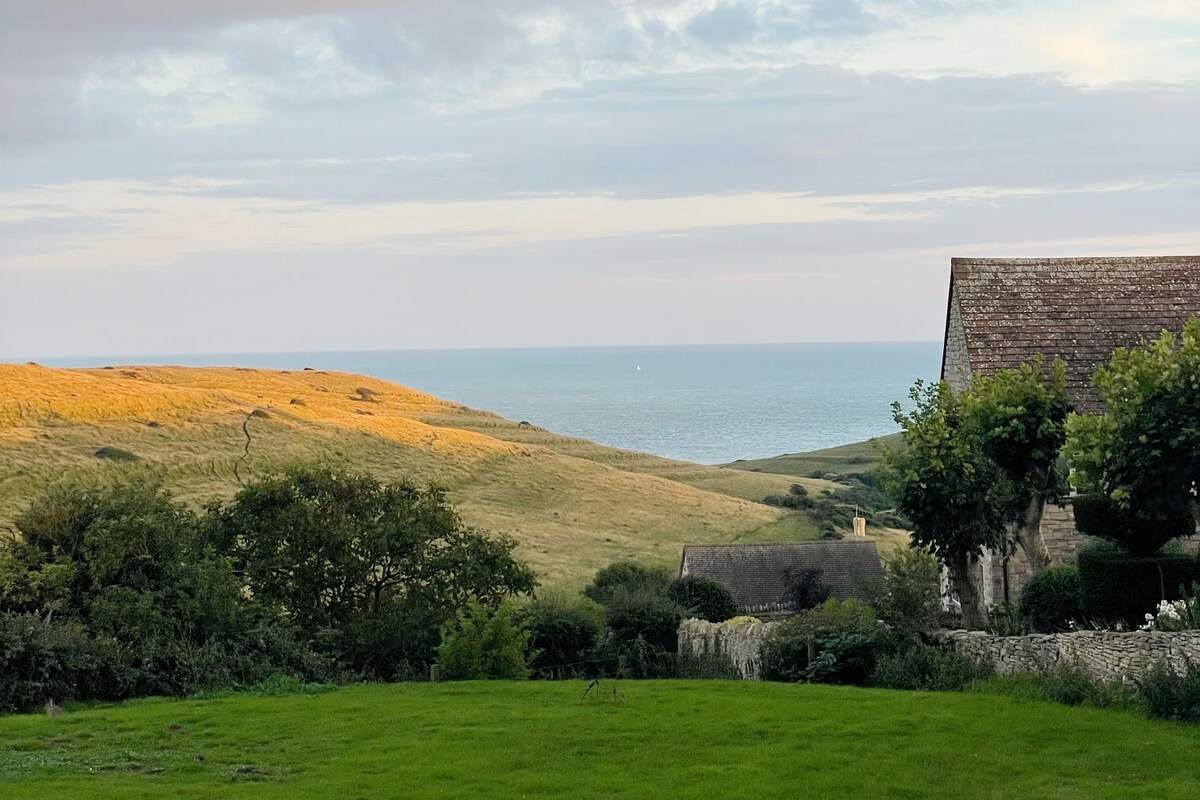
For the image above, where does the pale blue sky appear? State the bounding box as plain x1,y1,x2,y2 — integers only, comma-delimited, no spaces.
1,0,1198,357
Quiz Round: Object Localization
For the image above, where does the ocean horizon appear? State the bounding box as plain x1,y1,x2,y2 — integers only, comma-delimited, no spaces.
37,341,941,464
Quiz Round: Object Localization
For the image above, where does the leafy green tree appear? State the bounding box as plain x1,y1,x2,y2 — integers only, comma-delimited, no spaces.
667,575,738,622
519,593,605,678
1065,318,1200,555
884,381,1011,628
437,601,532,680
582,561,672,607
963,356,1071,572
209,467,537,677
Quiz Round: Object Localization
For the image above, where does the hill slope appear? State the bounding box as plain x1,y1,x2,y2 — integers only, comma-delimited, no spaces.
722,432,901,478
0,363,831,587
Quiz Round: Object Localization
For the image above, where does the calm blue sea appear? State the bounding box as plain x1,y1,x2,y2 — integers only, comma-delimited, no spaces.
42,343,940,464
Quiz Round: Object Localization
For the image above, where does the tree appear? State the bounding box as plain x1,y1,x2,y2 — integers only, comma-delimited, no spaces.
582,562,672,607
209,467,537,676
667,575,737,622
883,381,1011,628
962,356,1071,573
437,601,532,680
1065,318,1200,556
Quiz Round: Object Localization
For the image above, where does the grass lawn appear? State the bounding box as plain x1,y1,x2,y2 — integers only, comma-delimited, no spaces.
2,681,1198,799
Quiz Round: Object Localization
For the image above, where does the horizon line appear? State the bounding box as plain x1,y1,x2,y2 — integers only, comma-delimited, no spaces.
7,339,943,364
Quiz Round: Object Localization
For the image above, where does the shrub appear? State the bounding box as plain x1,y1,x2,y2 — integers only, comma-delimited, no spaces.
437,602,532,681
583,562,672,607
1077,540,1200,628
520,593,605,678
1072,493,1195,557
1138,662,1200,722
874,548,941,637
603,591,684,653
785,569,831,611
871,642,991,691
1018,566,1083,633
0,614,130,713
667,575,737,622
93,446,137,462
976,665,1138,711
761,599,886,685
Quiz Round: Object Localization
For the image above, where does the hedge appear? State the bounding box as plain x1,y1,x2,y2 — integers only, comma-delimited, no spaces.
1077,543,1200,627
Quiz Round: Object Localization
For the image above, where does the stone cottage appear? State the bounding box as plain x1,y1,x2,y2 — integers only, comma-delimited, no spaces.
679,540,885,618
941,256,1200,606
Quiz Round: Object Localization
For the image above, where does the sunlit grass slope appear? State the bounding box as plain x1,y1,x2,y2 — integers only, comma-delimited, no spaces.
723,432,902,478
0,363,827,586
2,681,1198,799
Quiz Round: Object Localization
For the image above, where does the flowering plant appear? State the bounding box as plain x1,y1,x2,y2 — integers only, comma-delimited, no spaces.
1140,584,1200,632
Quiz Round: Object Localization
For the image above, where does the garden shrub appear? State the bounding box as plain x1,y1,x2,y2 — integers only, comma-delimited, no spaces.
520,593,605,678
871,642,991,691
874,548,941,637
667,575,737,622
583,562,672,607
1138,662,1200,723
0,614,130,713
1077,540,1200,627
603,591,684,653
761,599,886,685
1018,566,1083,633
437,601,532,681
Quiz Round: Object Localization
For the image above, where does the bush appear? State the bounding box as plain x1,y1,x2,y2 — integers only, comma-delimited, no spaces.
0,614,130,713
1072,493,1195,557
604,592,684,653
874,548,941,637
976,665,1138,711
1077,540,1200,628
583,562,672,607
1018,566,1083,633
667,575,737,622
871,642,991,691
437,602,531,681
520,593,605,678
761,599,886,685
1138,662,1200,722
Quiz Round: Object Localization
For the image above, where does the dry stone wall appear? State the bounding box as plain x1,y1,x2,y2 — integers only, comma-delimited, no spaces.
931,629,1200,682
677,618,779,680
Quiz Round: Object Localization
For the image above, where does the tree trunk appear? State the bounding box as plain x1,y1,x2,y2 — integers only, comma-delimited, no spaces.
1015,496,1052,574
948,552,989,630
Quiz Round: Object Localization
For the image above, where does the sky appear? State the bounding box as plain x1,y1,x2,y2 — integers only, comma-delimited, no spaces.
1,0,1198,358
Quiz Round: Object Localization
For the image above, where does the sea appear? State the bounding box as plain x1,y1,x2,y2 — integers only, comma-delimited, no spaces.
42,342,941,465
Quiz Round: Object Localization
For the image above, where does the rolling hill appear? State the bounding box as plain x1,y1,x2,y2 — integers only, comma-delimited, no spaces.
0,363,841,587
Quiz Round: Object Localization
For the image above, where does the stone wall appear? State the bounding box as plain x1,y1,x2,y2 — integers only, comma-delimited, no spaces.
942,291,971,393
931,629,1200,682
677,618,779,680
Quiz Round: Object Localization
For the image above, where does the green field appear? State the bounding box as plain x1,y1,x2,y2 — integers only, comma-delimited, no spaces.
723,432,901,478
2,681,1197,799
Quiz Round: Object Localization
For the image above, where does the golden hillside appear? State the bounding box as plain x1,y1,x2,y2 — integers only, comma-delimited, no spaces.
0,363,830,587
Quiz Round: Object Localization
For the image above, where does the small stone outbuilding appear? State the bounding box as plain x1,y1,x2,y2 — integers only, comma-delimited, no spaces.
941,256,1200,606
679,540,885,618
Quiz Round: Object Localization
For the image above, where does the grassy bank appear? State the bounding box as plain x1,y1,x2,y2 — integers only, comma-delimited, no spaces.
0,364,827,587
2,681,1197,798
724,432,900,478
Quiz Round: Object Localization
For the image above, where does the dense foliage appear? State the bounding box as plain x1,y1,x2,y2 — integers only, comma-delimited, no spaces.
1076,540,1200,628
666,575,737,622
1066,317,1200,555
436,602,532,680
761,599,885,685
0,470,536,711
884,381,1011,628
582,562,672,607
873,547,941,638
519,594,605,678
1017,566,1083,633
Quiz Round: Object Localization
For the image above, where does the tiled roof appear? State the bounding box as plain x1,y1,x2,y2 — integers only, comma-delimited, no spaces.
679,541,884,615
943,257,1200,412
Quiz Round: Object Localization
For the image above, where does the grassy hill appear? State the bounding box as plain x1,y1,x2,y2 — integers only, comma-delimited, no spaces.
2,681,1196,798
0,363,838,587
722,432,901,478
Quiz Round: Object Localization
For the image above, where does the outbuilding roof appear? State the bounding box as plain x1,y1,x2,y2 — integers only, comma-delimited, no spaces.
942,256,1200,413
679,540,884,616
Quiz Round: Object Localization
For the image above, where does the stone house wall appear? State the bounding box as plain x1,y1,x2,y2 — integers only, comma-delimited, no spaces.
931,629,1200,682
677,618,779,680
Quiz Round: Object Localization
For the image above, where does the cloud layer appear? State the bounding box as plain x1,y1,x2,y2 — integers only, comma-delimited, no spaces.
1,0,1198,356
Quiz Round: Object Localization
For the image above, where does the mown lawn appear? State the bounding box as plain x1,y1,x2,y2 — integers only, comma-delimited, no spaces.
1,680,1198,799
